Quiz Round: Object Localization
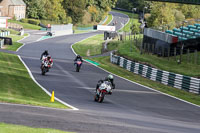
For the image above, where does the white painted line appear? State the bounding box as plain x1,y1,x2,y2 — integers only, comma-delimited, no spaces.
0,102,74,111
71,38,200,108
16,33,30,52
18,55,79,110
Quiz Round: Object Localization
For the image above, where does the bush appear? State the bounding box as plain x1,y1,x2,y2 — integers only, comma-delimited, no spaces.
20,18,28,23
28,19,40,25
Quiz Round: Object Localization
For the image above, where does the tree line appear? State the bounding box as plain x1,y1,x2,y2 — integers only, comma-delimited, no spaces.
23,0,117,24
116,0,200,29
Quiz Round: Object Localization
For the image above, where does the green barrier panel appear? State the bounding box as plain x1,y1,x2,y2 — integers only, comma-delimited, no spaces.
138,64,144,75
156,70,163,82
146,67,152,79
130,62,135,72
123,59,127,69
85,59,100,66
181,76,191,90
168,73,176,86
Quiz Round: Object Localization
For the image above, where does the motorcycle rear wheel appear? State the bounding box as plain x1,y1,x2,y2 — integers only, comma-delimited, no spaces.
76,65,80,72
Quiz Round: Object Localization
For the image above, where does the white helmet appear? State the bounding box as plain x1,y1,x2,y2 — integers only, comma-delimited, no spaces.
108,74,113,80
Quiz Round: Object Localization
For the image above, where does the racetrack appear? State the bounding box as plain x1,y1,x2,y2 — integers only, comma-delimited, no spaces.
0,11,200,133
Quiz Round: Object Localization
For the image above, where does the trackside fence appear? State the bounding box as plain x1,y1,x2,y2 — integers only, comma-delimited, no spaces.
110,53,200,94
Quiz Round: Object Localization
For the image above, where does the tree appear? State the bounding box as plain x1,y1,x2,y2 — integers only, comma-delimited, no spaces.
147,2,175,29
45,0,67,22
63,0,86,24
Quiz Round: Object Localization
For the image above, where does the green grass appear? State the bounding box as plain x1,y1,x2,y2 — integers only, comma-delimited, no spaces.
115,40,200,77
87,56,200,105
0,52,68,109
4,34,28,51
0,28,20,35
8,20,41,30
0,123,74,133
72,34,104,56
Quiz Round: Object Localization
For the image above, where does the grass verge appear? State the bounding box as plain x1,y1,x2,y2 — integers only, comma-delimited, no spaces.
0,52,68,109
115,40,200,77
4,34,28,51
72,34,104,56
0,123,74,133
88,56,200,105
8,20,41,30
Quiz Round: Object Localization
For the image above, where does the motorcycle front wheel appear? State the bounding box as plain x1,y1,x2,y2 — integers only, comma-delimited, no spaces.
94,94,99,102
98,92,105,103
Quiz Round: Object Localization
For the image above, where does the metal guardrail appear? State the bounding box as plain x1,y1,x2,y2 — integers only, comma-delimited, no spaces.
0,39,4,48
0,31,10,37
110,53,200,94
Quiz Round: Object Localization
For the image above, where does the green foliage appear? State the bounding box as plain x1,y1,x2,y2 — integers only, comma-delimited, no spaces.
63,0,86,24
0,123,74,133
27,19,40,25
23,0,117,24
131,23,140,34
20,18,28,23
8,20,41,30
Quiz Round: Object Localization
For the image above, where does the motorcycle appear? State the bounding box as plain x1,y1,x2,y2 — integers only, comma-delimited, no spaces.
75,60,82,72
41,61,51,75
94,81,112,103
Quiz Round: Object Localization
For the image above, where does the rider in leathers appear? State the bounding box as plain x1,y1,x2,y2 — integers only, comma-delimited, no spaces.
40,50,49,60
96,74,115,94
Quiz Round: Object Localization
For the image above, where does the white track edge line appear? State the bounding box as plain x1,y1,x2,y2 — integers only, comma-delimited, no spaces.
16,33,30,52
71,37,200,108
18,55,79,111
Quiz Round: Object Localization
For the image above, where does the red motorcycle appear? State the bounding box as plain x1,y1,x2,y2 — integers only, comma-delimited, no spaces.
94,81,112,103
41,61,51,75
75,60,82,72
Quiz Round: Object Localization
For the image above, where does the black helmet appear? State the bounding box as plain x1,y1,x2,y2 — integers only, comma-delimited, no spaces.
45,50,48,54
77,55,81,58
47,55,51,60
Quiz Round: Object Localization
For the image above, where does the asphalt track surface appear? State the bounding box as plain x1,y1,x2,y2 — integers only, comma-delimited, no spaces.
0,12,200,133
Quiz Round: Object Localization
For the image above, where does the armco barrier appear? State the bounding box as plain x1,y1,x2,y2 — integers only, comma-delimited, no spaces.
0,39,4,48
0,31,10,37
110,53,200,94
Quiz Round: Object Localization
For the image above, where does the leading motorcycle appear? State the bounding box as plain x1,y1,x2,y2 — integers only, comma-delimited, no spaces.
75,60,82,72
41,61,51,75
94,81,112,103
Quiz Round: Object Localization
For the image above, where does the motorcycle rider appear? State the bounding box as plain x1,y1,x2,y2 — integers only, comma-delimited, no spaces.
41,55,53,72
96,74,115,94
40,50,49,60
74,55,83,62
74,55,83,65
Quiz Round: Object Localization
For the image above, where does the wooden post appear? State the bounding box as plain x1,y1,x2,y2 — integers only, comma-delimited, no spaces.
195,50,198,64
168,46,170,60
187,49,189,63
140,40,143,55
180,48,182,64
174,47,176,61
162,47,164,57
